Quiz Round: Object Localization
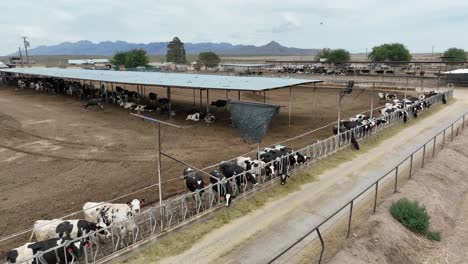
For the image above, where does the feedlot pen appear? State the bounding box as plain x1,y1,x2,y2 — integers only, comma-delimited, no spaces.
0,78,441,259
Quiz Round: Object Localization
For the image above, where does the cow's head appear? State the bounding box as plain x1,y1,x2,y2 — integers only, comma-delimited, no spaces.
246,172,258,185
126,199,145,214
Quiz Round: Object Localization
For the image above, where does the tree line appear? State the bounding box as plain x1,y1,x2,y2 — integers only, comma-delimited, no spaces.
112,37,467,68
111,37,220,69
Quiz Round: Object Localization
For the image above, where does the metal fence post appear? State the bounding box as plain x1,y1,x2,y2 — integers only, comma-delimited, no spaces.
347,200,354,238
443,130,446,148
451,124,454,141
373,181,379,213
422,145,426,168
432,136,436,157
394,167,399,193
463,116,465,130
409,154,413,179
317,228,325,264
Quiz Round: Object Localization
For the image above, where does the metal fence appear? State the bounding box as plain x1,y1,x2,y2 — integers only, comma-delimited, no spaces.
268,111,467,264
6,89,453,264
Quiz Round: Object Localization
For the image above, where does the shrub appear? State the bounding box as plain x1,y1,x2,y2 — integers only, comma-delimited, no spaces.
390,198,430,234
390,198,442,241
427,231,441,241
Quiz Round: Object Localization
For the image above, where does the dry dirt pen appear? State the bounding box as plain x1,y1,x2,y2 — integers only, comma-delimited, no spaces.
269,110,466,264
0,85,452,264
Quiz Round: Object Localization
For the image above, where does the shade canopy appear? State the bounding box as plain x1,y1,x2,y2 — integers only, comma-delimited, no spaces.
0,68,322,91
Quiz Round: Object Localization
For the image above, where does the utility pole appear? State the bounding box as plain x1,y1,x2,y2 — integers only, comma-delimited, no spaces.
18,47,24,68
22,36,31,67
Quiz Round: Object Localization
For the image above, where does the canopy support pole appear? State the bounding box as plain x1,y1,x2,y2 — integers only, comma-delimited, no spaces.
199,89,202,109
288,87,292,127
312,83,317,120
263,91,266,103
167,87,172,119
238,91,241,100
193,88,196,105
226,90,228,99
206,89,210,114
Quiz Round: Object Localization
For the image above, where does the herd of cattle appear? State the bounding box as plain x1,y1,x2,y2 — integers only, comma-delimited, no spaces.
3,76,228,124
6,143,307,263
1,76,447,263
7,199,145,263
184,144,310,207
333,91,446,139
3,76,176,115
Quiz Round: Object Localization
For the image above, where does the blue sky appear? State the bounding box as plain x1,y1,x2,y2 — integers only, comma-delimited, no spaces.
1,0,467,55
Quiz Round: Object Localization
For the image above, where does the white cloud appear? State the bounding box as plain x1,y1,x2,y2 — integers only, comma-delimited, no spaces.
0,0,467,55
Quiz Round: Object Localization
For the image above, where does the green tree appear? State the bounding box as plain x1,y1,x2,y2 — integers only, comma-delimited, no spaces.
112,51,128,67
442,48,467,62
166,37,187,64
111,49,149,68
315,48,350,63
198,51,221,68
369,43,412,62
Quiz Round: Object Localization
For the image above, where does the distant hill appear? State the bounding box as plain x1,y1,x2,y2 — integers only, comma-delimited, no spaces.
11,40,319,56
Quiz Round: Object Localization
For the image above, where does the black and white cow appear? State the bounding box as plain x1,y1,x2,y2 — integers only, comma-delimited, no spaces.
29,219,103,242
82,199,144,247
7,237,87,264
183,167,205,193
219,162,258,189
209,170,233,206
83,199,144,226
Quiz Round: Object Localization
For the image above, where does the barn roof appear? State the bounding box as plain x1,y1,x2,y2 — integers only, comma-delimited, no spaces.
0,68,321,91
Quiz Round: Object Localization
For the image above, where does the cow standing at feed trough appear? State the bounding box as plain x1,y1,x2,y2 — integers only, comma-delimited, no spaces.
29,219,105,242
6,237,87,264
183,167,205,194
83,199,144,248
219,162,258,192
209,170,234,207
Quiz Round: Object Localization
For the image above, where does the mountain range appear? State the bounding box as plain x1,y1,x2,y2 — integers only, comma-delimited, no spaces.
14,40,319,56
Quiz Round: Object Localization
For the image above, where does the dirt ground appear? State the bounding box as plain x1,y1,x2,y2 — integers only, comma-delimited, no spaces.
0,82,387,243
329,131,468,264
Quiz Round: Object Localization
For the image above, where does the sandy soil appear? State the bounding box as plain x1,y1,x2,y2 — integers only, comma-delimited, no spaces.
329,130,468,264
0,83,382,247
131,89,467,264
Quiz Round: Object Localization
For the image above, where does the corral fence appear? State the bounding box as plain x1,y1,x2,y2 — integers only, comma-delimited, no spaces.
4,88,453,263
268,112,467,264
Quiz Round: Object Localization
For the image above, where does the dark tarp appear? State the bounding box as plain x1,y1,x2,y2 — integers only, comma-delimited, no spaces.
227,100,280,144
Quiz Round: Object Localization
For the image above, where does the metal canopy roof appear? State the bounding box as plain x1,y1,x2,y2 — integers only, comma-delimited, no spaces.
0,68,321,91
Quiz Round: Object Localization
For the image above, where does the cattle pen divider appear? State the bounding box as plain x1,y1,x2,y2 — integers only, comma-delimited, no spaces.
267,110,468,264
0,89,454,264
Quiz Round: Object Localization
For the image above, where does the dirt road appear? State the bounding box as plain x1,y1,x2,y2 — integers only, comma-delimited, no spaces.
153,89,468,264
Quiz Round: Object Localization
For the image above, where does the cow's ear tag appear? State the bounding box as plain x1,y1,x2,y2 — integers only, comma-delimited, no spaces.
67,248,73,253
84,242,90,249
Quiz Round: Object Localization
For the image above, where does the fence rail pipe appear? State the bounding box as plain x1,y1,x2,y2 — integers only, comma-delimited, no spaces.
432,136,436,157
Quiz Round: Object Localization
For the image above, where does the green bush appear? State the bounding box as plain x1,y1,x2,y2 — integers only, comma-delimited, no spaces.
427,231,441,241
390,198,430,234
390,198,441,241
